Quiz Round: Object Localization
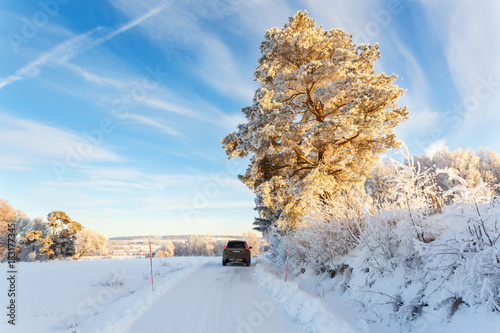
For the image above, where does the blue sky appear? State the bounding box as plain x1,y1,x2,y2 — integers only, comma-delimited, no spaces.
1,0,499,237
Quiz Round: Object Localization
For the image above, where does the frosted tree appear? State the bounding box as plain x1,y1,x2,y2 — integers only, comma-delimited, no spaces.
477,147,500,194
412,146,500,197
74,228,109,258
243,231,261,255
18,217,48,261
26,211,83,259
186,235,202,255
0,199,26,260
155,240,175,257
182,235,216,256
449,148,482,188
222,11,408,230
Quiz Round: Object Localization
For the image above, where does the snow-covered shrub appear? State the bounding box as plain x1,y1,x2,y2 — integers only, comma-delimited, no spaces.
347,175,500,329
386,148,443,243
285,190,369,276
431,174,500,311
352,148,442,273
365,158,398,210
98,271,126,289
63,315,81,331
265,230,289,265
355,210,405,272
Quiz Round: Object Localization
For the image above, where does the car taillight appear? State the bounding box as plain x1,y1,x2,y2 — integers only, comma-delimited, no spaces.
223,245,227,250
245,243,250,251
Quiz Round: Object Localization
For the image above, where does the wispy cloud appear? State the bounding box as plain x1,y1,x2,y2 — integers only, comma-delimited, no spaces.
0,2,168,90
195,35,255,100
394,107,442,153
63,63,126,87
417,0,500,150
0,27,103,89
142,97,203,119
419,0,500,97
389,33,430,108
119,113,179,135
231,0,292,36
57,62,236,131
100,1,169,41
107,0,257,100
0,112,121,169
0,153,35,171
42,164,245,193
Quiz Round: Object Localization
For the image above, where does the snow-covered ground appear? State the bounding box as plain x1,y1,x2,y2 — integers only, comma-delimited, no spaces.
2,254,498,332
126,258,302,333
1,256,359,333
1,257,207,333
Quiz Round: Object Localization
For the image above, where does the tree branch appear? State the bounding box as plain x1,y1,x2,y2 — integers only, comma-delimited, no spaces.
291,166,314,177
337,131,361,146
293,148,318,167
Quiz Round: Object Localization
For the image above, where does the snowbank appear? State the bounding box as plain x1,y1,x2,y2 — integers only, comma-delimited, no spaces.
255,257,362,333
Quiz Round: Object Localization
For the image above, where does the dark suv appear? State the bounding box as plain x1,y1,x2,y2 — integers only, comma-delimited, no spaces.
222,240,252,266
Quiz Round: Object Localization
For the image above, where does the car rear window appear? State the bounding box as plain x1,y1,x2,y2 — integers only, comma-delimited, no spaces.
227,241,246,248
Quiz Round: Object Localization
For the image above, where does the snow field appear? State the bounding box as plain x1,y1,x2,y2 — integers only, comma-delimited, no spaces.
0,257,210,333
85,257,208,333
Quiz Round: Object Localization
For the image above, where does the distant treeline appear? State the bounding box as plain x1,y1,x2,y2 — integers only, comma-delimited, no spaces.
153,233,265,258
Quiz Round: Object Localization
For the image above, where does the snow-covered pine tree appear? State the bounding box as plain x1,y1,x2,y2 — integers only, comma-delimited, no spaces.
222,11,409,230
46,211,82,259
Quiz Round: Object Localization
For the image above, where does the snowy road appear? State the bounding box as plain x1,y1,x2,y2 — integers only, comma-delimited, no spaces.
126,260,301,333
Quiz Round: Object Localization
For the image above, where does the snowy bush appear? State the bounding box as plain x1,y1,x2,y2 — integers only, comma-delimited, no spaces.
345,156,494,325
264,146,500,329
430,175,500,311
98,271,126,289
386,148,444,243
293,196,363,273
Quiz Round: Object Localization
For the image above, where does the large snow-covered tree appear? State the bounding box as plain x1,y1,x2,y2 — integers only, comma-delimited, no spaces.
222,11,409,230
74,228,109,258
26,211,83,259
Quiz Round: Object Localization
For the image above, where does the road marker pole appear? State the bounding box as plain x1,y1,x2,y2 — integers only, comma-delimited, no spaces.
285,241,291,282
149,237,154,291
